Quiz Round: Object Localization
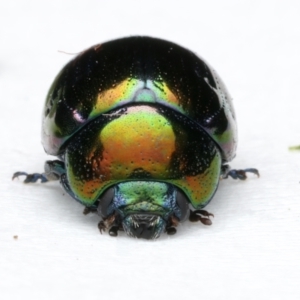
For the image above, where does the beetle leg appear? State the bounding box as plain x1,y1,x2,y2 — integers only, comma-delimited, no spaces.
225,168,260,180
98,220,106,233
189,210,214,225
98,213,123,237
83,207,97,215
221,165,259,180
12,172,48,183
12,160,65,183
108,226,120,237
166,215,179,235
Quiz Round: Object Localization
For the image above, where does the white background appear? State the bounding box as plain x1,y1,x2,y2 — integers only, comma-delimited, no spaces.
1,1,300,299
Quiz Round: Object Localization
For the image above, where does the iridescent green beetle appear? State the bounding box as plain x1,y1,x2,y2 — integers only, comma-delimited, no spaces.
13,36,259,239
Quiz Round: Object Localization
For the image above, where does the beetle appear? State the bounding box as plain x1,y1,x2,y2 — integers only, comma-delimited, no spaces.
13,36,259,239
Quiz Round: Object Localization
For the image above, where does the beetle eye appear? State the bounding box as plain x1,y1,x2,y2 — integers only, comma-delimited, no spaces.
97,187,115,218
175,189,190,221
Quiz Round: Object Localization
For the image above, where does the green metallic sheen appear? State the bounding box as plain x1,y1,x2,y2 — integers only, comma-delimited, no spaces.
115,181,174,216
42,36,237,162
64,105,222,209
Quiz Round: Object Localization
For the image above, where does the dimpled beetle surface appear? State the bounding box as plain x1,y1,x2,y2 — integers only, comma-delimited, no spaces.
13,36,259,239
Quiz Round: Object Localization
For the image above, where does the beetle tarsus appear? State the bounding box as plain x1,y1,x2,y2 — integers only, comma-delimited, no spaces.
109,226,119,237
98,213,123,236
166,227,177,235
12,172,48,183
166,215,179,235
189,210,214,226
98,220,106,233
83,207,97,215
222,166,259,180
12,161,65,184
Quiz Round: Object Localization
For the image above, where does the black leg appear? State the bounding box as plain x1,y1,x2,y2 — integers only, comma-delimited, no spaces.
97,213,123,237
166,215,179,235
221,165,259,180
108,226,119,237
98,220,106,234
12,172,48,183
12,160,65,183
189,210,214,225
83,207,97,215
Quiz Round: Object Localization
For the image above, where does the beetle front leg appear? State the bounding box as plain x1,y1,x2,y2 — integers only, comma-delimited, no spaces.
166,215,180,235
189,210,214,225
98,213,123,237
12,160,65,183
221,164,259,180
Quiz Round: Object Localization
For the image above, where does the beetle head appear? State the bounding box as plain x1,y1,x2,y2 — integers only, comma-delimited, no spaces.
122,213,166,239
97,181,189,239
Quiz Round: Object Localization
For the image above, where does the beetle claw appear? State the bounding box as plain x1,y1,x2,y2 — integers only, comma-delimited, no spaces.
189,210,214,226
199,217,213,226
222,167,260,180
98,213,123,237
12,172,48,183
98,220,106,234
